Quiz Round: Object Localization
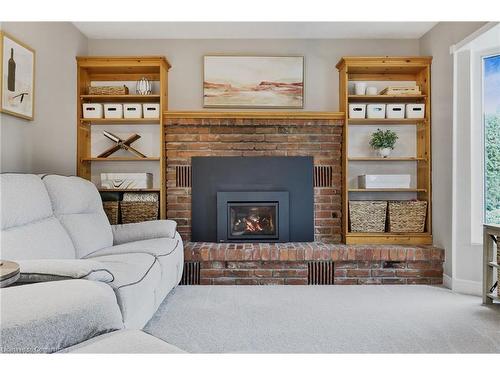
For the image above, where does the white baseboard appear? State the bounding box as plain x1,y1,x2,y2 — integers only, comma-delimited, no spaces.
445,275,482,296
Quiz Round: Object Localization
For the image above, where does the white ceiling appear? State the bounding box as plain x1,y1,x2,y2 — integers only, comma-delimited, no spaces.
73,22,437,40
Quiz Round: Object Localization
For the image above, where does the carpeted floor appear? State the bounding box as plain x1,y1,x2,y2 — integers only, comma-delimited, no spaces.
144,285,500,353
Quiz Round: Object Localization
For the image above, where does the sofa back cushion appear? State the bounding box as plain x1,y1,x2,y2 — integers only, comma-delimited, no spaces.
1,174,76,260
42,175,113,258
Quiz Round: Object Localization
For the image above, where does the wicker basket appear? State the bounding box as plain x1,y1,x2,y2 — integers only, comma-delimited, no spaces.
388,200,427,233
102,201,120,225
120,201,159,224
88,85,129,95
349,201,387,232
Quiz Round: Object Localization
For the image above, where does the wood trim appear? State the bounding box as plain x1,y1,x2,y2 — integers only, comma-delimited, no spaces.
336,56,433,70
163,111,344,120
76,56,171,69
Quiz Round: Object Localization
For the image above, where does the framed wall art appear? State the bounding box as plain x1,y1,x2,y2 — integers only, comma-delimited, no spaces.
203,55,304,108
1,32,35,120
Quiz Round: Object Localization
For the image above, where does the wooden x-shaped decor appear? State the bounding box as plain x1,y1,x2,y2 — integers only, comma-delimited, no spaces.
97,131,147,158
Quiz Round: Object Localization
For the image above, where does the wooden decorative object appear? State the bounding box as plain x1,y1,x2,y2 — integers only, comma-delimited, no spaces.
97,131,146,158
337,56,432,245
0,260,20,287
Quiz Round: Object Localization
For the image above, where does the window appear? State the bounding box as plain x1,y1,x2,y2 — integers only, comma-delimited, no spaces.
483,54,500,224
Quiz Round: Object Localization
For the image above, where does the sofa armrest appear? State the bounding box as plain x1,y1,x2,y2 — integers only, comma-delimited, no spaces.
111,220,177,245
18,259,114,283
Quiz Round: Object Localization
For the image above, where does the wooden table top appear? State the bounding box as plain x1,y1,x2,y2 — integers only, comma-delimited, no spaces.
0,260,20,281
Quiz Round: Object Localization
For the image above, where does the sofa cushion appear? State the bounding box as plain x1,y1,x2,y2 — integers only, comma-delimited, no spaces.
42,175,113,258
17,259,114,283
112,220,177,245
0,280,123,353
0,174,76,260
90,252,163,329
59,330,185,353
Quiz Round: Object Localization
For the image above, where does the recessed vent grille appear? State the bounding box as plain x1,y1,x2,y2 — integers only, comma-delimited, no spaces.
180,262,200,285
314,166,333,187
307,261,334,285
176,165,192,188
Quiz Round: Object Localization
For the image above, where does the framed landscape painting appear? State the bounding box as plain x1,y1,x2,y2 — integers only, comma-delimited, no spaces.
0,32,35,120
203,55,304,108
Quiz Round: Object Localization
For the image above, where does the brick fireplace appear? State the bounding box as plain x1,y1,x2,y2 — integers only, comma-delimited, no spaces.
165,112,444,285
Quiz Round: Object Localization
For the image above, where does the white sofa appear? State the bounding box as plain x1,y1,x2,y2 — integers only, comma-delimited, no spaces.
0,174,184,353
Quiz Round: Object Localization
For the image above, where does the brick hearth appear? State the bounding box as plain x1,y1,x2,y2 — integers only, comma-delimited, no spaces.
184,242,444,285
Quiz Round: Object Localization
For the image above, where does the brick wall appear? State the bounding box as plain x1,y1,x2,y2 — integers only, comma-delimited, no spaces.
165,117,344,243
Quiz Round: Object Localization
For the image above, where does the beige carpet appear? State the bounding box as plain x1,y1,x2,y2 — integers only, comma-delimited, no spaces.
144,285,500,353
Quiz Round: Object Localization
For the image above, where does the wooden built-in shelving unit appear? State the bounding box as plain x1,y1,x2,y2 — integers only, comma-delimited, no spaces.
76,56,170,218
337,56,433,245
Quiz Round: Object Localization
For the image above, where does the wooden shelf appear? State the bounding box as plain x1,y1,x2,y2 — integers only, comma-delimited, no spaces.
83,157,160,162
80,95,161,102
98,188,160,193
348,157,426,161
348,118,425,125
80,118,160,125
346,232,433,245
348,95,426,102
349,188,427,192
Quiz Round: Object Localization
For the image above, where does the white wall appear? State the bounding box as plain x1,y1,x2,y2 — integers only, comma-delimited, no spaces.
419,22,486,285
88,39,420,111
0,22,88,174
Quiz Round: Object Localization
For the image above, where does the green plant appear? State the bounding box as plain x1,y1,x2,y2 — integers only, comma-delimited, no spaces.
369,129,398,150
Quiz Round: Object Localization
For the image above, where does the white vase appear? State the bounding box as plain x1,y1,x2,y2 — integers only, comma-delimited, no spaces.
377,148,392,158
354,82,367,95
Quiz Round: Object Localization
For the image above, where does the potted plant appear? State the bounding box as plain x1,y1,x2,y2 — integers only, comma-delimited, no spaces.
369,128,398,158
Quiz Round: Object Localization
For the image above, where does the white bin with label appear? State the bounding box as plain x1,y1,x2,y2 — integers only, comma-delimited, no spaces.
386,104,405,119
104,103,123,119
406,104,425,119
83,103,103,119
142,103,160,119
349,104,366,119
358,174,411,189
367,104,386,119
123,103,143,119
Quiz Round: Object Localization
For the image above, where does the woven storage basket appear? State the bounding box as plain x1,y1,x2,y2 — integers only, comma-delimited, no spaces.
102,201,120,225
349,201,387,232
88,85,129,95
388,200,427,233
120,201,158,224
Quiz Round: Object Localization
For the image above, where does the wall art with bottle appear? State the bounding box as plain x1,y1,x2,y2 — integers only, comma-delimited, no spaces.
0,32,35,120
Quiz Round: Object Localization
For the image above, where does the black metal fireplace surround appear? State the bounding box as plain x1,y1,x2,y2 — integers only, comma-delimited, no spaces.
191,156,314,243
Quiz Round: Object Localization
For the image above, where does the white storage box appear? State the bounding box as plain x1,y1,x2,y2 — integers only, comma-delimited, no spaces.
82,103,103,119
104,103,123,119
406,104,425,119
100,173,153,190
349,104,366,119
123,103,143,119
142,103,160,119
367,104,386,119
358,174,411,189
386,104,405,119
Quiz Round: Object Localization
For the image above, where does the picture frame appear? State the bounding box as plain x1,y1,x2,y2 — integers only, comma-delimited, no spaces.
203,55,304,109
0,31,36,120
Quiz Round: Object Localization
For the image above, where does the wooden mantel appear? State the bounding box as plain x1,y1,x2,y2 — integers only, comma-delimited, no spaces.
163,111,345,120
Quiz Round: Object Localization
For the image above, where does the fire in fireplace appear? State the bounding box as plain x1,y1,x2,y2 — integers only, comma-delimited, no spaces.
217,191,289,243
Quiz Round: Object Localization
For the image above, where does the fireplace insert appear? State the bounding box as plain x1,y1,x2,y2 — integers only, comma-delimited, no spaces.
217,191,289,242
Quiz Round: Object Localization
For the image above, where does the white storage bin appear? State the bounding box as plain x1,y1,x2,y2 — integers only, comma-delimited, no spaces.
83,103,103,119
349,104,366,119
123,103,143,119
104,103,123,119
406,104,425,119
100,173,153,189
358,174,411,189
386,104,405,119
142,103,160,119
367,104,386,119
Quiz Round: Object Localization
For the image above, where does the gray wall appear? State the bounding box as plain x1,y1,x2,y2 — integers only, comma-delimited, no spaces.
0,22,88,174
419,22,486,279
88,39,420,111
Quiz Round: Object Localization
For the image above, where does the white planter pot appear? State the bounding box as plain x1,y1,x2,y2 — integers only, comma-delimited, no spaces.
354,82,367,95
377,148,392,158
